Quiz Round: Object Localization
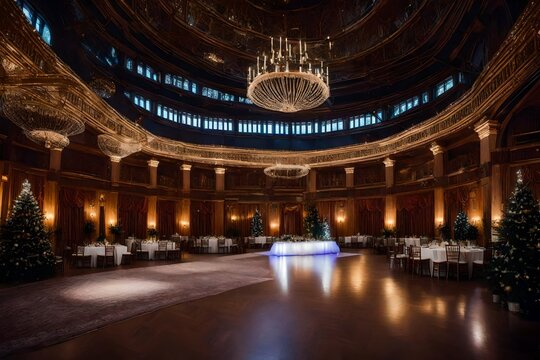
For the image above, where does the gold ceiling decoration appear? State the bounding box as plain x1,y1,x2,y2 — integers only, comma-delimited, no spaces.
97,134,142,161
1,89,84,149
247,37,330,112
264,164,310,179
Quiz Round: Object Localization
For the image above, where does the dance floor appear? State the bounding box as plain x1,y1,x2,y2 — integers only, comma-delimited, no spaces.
3,251,540,359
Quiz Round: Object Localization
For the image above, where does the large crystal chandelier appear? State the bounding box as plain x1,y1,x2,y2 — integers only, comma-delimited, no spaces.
247,37,330,113
1,89,85,150
264,164,310,179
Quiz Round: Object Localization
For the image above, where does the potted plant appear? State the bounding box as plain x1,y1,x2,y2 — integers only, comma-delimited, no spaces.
108,223,123,243
83,220,96,242
147,227,158,241
437,223,451,242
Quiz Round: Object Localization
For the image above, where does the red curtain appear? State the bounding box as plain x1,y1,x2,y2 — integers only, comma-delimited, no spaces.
157,199,176,238
191,201,213,236
118,194,148,238
225,203,262,237
9,170,45,209
444,187,469,237
355,198,384,236
397,192,434,237
58,187,94,251
280,204,302,235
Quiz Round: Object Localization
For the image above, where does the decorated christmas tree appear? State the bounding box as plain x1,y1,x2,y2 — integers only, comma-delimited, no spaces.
250,209,264,236
321,218,331,240
0,179,55,282
487,170,540,316
304,205,323,239
453,211,470,241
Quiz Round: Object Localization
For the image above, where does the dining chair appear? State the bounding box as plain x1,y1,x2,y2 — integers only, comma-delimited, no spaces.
73,245,91,268
97,245,115,267
201,238,209,253
409,246,430,276
154,240,169,260
390,243,407,270
134,240,150,260
218,238,227,253
445,245,468,280
167,241,182,261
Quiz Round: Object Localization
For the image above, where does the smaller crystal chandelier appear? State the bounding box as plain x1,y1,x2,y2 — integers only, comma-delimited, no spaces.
98,134,142,162
264,164,310,179
247,37,330,113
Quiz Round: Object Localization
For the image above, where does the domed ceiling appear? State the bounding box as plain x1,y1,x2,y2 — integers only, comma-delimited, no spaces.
33,0,525,149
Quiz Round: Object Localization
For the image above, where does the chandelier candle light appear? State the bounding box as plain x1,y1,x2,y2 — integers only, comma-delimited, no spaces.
247,37,330,113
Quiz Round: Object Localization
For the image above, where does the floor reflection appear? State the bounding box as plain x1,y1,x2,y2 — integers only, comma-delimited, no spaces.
269,254,338,296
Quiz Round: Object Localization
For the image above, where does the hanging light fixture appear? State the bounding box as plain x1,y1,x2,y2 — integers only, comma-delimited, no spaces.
1,89,84,150
264,164,310,179
247,37,330,113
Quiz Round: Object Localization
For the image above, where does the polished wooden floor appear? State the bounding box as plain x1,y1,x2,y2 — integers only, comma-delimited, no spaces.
10,250,540,359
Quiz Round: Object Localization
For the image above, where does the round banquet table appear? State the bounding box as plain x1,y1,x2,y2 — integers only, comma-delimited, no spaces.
421,246,484,278
83,245,128,267
270,241,340,256
196,238,233,253
141,242,175,260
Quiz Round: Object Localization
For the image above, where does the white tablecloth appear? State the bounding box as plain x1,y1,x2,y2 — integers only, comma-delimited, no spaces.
141,242,175,260
255,236,268,245
403,238,421,247
196,238,233,253
83,245,128,267
421,247,484,278
344,236,369,245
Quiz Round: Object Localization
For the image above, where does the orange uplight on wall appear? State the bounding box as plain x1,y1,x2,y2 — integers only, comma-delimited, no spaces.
270,222,279,229
180,220,189,228
385,220,395,228
337,216,345,224
230,215,238,222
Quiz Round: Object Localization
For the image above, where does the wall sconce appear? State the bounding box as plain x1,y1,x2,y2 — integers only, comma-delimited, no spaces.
337,216,345,224
436,218,444,226
99,194,105,205
230,215,238,222
90,212,96,219
270,222,278,229
471,216,481,225
385,220,395,228
180,220,189,228
1,175,7,182
148,222,156,229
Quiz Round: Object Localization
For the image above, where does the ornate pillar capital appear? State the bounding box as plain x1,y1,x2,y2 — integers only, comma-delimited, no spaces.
147,159,160,168
383,158,395,167
430,142,444,156
181,164,192,171
474,120,499,140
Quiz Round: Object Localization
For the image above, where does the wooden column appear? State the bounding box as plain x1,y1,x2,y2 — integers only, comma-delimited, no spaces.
49,148,62,171
430,143,445,229
181,164,191,193
474,120,499,244
307,169,317,193
147,195,157,234
344,167,355,235
345,167,355,188
214,167,226,235
383,158,396,228
180,164,191,235
110,156,121,186
148,159,159,188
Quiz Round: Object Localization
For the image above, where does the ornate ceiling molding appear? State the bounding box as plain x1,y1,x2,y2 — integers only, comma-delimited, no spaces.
0,0,539,169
